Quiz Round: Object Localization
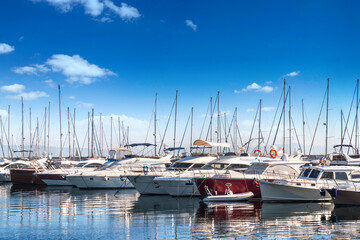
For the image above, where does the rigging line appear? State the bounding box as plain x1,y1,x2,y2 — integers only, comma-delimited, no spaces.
308,88,327,155
236,121,243,147
144,105,155,144
205,95,218,142
246,102,260,153
69,111,82,159
265,89,284,149
225,112,236,150
199,98,211,139
341,85,357,146
272,89,289,146
158,97,176,155
291,116,302,152
178,109,192,155
341,112,354,145
347,113,357,154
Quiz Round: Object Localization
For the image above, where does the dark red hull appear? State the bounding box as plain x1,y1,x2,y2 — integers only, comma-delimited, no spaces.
10,169,47,185
196,178,273,199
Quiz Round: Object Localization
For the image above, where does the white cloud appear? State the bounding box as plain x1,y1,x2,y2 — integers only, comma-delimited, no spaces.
69,96,76,99
246,108,255,112
0,43,14,54
241,120,253,126
12,64,49,75
1,84,26,93
104,1,140,20
285,71,300,77
46,54,115,84
234,89,240,94
242,82,273,93
265,81,272,85
262,107,275,112
7,91,49,100
44,79,56,88
33,0,140,21
76,101,94,108
185,20,197,31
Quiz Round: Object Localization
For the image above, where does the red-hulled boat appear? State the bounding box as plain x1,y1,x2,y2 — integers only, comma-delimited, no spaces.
10,168,47,185
196,160,306,199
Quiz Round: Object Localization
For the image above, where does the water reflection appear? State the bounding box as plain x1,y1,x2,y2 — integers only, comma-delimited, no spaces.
1,183,360,239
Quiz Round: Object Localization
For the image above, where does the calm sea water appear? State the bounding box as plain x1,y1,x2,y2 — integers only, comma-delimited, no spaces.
0,183,360,239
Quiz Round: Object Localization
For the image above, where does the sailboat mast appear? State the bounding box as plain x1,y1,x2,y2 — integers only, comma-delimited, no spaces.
100,113,102,156
356,79,359,154
283,79,286,153
217,91,220,152
73,108,76,159
36,118,39,157
87,112,90,157
47,102,50,156
341,110,343,152
210,97,213,142
190,107,193,153
44,107,46,156
302,99,305,155
259,99,262,150
110,116,113,150
67,107,71,158
29,107,32,158
289,86,292,154
91,109,94,157
154,93,157,155
7,105,10,158
21,96,24,159
58,85,63,159
325,78,329,155
118,117,121,147
173,90,178,149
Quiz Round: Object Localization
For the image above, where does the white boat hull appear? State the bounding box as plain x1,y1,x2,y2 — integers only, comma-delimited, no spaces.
67,175,134,189
260,181,332,202
41,179,73,186
155,178,200,197
127,175,168,195
202,192,254,202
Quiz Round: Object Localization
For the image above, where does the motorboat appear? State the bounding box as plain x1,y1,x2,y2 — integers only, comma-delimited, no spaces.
66,143,174,189
37,158,108,186
202,186,254,202
259,165,360,202
195,153,307,200
10,158,49,185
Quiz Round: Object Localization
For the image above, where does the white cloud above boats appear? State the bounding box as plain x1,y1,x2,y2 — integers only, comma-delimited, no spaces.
185,20,197,31
285,71,300,77
31,0,141,21
1,83,48,100
0,43,14,54
241,82,273,93
12,64,49,75
44,79,56,88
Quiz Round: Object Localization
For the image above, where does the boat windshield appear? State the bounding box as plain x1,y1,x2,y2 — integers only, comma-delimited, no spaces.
300,169,312,178
75,162,87,168
308,170,321,179
244,164,268,175
168,162,193,171
335,172,348,180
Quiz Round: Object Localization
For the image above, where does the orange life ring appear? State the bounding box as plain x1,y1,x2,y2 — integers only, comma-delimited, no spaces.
254,149,262,157
270,149,277,158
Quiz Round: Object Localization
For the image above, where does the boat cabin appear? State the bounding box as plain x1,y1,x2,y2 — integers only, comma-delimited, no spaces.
298,166,360,182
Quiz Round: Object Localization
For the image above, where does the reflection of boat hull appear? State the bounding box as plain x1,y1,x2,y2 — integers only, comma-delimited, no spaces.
10,169,47,185
328,189,360,206
260,181,332,202
127,175,167,195
0,173,11,182
196,178,265,199
156,177,200,197
67,175,134,189
203,192,254,202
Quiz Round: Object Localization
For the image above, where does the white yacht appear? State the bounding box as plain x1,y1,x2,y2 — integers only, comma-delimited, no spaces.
66,144,173,189
259,165,360,202
37,158,108,186
127,155,218,195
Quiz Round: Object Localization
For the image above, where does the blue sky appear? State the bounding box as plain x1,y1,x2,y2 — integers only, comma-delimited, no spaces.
1,0,360,156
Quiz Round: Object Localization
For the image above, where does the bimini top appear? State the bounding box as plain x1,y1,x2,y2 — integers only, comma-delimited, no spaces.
193,139,231,148
164,147,185,152
125,143,156,147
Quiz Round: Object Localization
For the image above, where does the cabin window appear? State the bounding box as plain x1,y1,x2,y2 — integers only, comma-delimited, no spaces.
351,174,360,179
227,164,250,169
335,172,348,180
169,162,192,171
321,172,334,179
244,164,268,174
190,164,205,169
300,169,311,178
85,163,102,168
308,170,320,179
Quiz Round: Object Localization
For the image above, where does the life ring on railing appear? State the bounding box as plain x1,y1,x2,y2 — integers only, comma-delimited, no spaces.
270,149,278,158
254,149,262,157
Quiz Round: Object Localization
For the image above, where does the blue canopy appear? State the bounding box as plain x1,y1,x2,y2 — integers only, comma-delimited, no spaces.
125,143,156,147
164,147,185,152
